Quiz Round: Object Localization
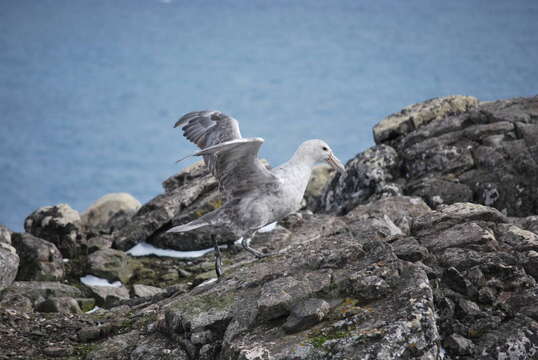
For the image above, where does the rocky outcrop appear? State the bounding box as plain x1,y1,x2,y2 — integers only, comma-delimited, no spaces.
24,203,85,258
0,224,11,244
132,284,165,298
372,95,480,143
81,192,141,234
319,144,401,214
0,240,19,292
112,161,235,252
36,296,82,314
0,281,83,313
87,248,133,283
0,225,18,291
11,233,64,281
320,95,538,217
78,197,538,359
85,285,130,308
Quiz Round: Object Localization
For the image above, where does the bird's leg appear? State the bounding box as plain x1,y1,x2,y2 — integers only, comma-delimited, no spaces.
241,232,270,259
212,234,223,279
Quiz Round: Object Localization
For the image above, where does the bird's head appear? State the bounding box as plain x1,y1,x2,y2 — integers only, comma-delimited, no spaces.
299,139,346,174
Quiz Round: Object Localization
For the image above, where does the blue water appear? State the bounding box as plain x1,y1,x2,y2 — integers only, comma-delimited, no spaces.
1,1,537,231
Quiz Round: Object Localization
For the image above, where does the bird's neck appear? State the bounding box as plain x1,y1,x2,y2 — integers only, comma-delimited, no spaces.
278,148,316,189
287,147,318,170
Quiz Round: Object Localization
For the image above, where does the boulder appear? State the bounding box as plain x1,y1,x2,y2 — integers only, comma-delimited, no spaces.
319,144,401,214
86,234,113,252
283,298,330,333
443,333,475,355
0,224,11,244
24,203,84,258
86,285,130,308
87,248,133,283
5,281,82,300
0,241,19,291
11,233,64,281
36,297,82,314
113,161,226,251
132,284,165,298
81,192,141,233
372,95,479,144
0,281,82,312
321,95,538,217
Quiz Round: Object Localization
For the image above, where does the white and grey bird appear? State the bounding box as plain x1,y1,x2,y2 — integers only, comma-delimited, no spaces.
167,111,346,277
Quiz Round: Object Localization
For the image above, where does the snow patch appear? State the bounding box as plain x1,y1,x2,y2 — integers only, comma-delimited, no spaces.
196,278,218,288
86,306,102,314
126,241,214,259
259,222,277,233
80,275,122,288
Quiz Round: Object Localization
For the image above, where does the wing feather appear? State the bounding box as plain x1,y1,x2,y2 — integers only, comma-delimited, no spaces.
175,111,276,200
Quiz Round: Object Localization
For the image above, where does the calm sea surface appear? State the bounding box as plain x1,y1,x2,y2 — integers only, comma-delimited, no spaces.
1,0,537,231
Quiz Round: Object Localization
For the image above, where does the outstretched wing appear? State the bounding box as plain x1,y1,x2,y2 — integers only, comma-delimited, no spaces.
175,111,241,149
175,111,277,199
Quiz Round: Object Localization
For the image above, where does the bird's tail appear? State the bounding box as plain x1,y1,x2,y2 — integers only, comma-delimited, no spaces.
167,218,210,233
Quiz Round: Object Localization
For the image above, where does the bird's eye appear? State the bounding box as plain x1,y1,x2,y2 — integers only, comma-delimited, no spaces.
322,146,328,151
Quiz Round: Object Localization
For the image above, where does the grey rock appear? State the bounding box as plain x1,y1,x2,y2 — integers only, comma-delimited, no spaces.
163,293,234,336
405,177,473,209
444,333,475,355
373,95,479,144
318,144,401,214
24,203,84,258
0,224,11,244
514,215,538,235
81,192,141,234
87,248,133,283
283,298,330,333
420,221,497,252
36,296,82,314
413,202,508,234
85,331,139,360
478,287,496,305
256,273,331,322
0,241,19,291
86,285,130,308
0,281,82,312
347,196,431,236
8,281,82,299
525,250,538,280
86,234,113,252
496,224,538,251
443,267,472,295
391,236,429,262
190,329,215,345
11,233,64,281
78,324,114,342
474,314,538,359
132,284,165,298
42,346,72,358
113,161,234,251
130,334,189,360
324,95,538,218
0,292,33,313
457,298,482,317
